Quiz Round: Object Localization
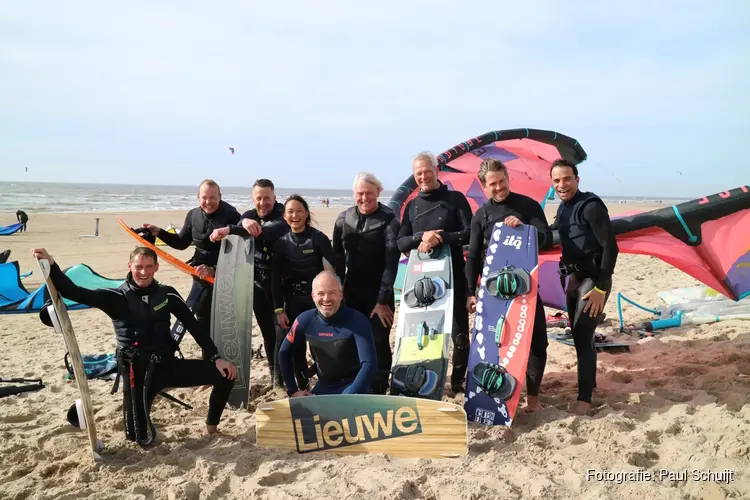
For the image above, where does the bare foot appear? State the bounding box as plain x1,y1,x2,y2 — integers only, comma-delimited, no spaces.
571,400,590,415
206,424,219,435
522,395,543,413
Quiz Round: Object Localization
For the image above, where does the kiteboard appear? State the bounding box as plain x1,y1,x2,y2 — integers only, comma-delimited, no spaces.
255,394,467,459
37,258,104,462
390,244,453,400
116,216,213,285
465,223,539,427
211,234,254,408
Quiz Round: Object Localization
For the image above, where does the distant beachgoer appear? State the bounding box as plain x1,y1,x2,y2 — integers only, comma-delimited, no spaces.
16,210,28,232
549,158,619,415
141,179,241,349
278,271,377,396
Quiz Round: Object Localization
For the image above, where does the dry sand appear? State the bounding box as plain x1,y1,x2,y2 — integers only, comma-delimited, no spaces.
1,205,748,500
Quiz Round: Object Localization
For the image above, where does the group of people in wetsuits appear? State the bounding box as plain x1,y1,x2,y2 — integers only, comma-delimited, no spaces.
31,151,618,443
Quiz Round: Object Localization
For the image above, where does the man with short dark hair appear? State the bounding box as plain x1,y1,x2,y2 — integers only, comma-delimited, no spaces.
278,270,377,397
31,246,237,445
211,178,290,385
550,158,619,414
465,158,552,412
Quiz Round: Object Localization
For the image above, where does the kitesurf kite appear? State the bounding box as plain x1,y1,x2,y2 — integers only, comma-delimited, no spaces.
389,128,750,310
229,147,235,155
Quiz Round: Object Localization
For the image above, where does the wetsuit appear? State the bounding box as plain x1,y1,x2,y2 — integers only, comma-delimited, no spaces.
396,181,473,389
553,190,619,403
44,262,233,445
271,225,341,390
228,202,289,382
16,210,28,232
279,306,377,395
465,193,553,398
156,201,241,349
332,203,400,394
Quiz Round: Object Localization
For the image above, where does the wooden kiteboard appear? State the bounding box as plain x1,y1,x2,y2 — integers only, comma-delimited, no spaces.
37,258,103,462
256,394,467,459
116,216,214,285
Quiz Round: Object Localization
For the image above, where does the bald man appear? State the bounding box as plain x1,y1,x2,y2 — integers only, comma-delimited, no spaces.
277,271,378,397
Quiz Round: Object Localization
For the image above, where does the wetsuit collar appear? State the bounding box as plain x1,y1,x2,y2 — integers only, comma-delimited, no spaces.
125,272,160,296
417,181,447,199
316,305,345,324
562,189,582,206
489,192,513,206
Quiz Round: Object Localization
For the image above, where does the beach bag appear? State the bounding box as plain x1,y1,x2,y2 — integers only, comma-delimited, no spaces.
64,353,118,381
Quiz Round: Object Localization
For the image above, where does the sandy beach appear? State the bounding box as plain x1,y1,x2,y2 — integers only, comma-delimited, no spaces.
1,204,748,500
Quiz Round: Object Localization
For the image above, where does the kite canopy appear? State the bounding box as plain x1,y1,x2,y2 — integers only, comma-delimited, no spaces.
388,128,587,218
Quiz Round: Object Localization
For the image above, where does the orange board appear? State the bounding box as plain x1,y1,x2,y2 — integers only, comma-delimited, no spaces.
116,216,214,285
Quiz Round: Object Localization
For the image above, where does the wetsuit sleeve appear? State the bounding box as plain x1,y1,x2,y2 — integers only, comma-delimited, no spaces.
157,211,194,250
228,210,254,237
439,194,472,246
528,200,553,251
396,202,420,253
260,218,290,240
271,238,285,311
47,261,122,317
377,215,401,304
581,201,619,289
279,314,308,395
167,288,219,360
465,210,484,296
316,232,342,280
331,212,347,280
343,313,377,395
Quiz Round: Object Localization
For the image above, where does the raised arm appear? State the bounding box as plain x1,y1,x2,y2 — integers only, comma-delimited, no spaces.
43,258,123,318
156,212,194,250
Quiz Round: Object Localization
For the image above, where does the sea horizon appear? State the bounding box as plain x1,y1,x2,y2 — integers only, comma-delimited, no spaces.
1,180,695,215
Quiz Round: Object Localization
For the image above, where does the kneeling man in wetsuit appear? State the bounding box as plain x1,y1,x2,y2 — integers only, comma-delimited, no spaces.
278,270,378,397
32,246,237,446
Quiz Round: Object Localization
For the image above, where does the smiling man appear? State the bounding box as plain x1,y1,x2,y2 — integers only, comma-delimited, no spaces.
549,158,619,415
141,179,241,350
465,159,553,412
31,246,237,445
332,172,400,394
397,151,473,395
277,270,377,397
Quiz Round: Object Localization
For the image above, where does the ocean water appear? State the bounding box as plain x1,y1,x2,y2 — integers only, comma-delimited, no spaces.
0,182,394,214
0,181,691,214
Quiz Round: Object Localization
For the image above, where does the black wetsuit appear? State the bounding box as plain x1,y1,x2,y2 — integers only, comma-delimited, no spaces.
16,210,28,232
396,181,473,389
157,201,241,347
553,190,619,403
465,193,552,397
271,225,341,390
228,202,289,381
332,203,400,394
45,262,233,444
279,306,377,395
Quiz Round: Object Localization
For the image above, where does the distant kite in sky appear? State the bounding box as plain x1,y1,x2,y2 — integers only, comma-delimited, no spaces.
229,147,235,155
25,167,28,172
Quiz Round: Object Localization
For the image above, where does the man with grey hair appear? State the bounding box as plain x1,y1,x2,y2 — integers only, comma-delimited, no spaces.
332,172,400,394
396,151,474,396
277,270,378,397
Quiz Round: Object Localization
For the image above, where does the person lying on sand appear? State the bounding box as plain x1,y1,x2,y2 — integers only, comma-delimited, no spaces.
32,246,237,446
278,271,378,397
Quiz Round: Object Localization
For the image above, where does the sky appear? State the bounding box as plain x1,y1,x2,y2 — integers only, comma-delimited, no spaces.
1,1,748,198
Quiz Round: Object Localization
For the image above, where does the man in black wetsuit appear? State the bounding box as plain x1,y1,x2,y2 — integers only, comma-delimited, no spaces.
211,179,290,385
16,210,28,232
465,159,552,412
332,172,400,394
279,271,377,397
550,158,619,415
31,246,236,445
142,179,241,351
397,151,473,395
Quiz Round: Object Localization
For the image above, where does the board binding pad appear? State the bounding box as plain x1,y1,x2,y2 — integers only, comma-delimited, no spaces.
211,234,254,409
116,216,214,285
37,258,104,461
255,394,467,459
390,244,453,400
465,222,539,427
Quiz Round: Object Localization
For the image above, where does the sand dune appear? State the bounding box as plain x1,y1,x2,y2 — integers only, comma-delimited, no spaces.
1,206,748,500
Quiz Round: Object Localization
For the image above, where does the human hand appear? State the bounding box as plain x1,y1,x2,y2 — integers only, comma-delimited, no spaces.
31,248,54,265
466,296,477,313
210,227,230,242
504,216,521,228
290,389,312,398
277,311,289,329
370,304,394,328
582,288,606,318
215,359,237,380
241,219,262,238
142,224,161,236
196,265,215,279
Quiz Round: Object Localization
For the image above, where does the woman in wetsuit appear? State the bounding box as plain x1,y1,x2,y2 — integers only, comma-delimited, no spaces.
271,195,341,390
